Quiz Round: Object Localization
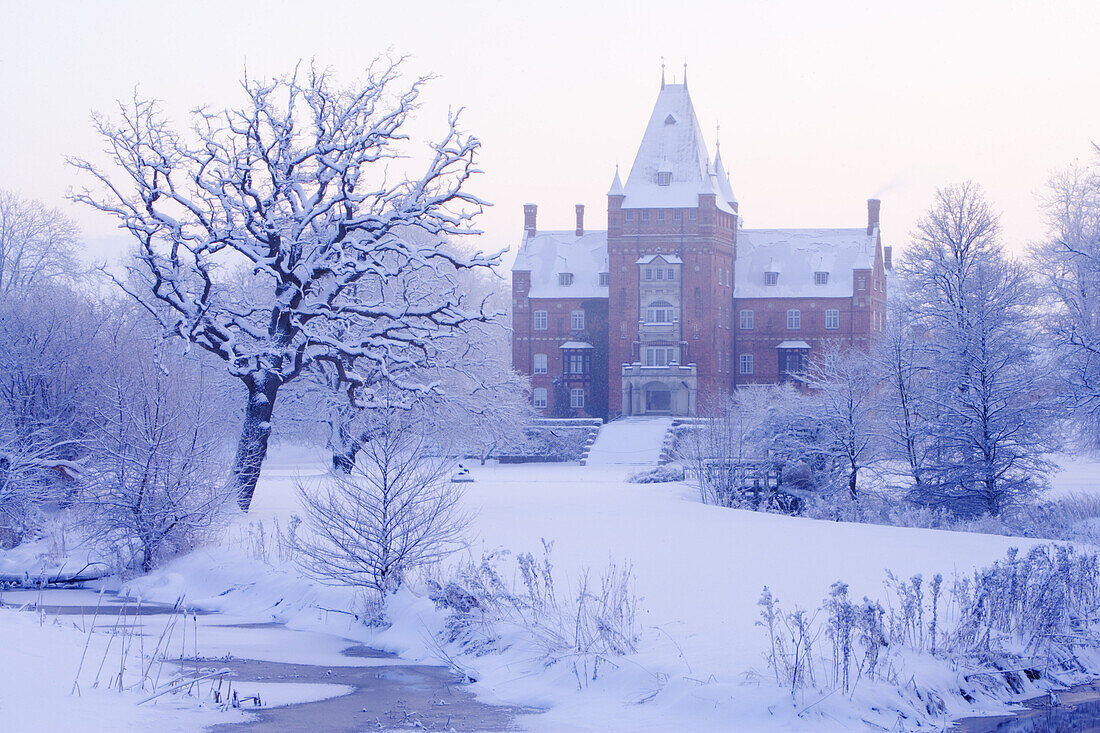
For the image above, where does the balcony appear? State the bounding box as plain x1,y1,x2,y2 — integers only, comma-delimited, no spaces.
622,362,697,379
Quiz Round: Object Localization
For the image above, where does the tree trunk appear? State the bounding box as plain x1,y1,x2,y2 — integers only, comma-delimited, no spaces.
231,372,280,511
327,416,358,473
848,466,858,500
142,543,154,574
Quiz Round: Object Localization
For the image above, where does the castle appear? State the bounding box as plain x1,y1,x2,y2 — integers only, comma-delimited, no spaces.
511,78,889,419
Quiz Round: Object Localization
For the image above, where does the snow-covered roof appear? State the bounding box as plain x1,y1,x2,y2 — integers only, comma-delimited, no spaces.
512,230,609,300
559,341,595,350
636,253,683,265
713,147,737,206
734,228,876,299
621,83,736,214
776,340,811,349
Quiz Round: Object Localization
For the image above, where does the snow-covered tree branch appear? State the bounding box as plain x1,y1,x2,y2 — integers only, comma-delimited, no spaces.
0,189,81,302
69,59,498,509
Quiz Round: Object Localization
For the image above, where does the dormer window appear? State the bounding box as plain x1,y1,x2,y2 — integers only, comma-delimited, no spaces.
764,271,779,286
657,171,672,186
814,271,829,286
664,114,677,125
559,272,574,287
598,272,610,287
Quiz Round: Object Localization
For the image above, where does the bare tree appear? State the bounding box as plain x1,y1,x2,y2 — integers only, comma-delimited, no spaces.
685,386,799,508
0,287,106,543
295,402,471,596
69,59,496,510
0,189,80,301
82,336,234,573
1032,159,1100,445
801,344,882,501
873,301,931,492
283,235,517,471
899,183,1057,516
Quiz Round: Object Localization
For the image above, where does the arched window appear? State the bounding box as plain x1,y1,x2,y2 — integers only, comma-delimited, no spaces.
645,300,676,324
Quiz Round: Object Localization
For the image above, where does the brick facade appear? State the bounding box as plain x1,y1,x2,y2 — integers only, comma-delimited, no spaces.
510,80,886,419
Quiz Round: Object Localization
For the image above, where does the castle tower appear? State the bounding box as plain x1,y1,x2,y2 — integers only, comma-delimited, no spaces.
607,82,738,415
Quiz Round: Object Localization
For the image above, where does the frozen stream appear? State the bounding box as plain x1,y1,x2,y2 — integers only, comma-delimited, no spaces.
0,587,537,732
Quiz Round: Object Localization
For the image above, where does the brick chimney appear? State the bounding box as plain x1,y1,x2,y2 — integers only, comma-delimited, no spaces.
867,198,881,236
575,204,585,236
884,246,893,270
524,203,537,237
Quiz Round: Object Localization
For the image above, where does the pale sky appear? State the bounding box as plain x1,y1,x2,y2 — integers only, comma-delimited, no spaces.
1,0,1097,266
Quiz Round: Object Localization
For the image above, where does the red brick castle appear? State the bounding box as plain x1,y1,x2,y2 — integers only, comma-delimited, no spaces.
511,79,889,419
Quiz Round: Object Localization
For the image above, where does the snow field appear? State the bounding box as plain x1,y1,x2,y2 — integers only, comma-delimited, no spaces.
7,444,1099,731
243,449,1060,730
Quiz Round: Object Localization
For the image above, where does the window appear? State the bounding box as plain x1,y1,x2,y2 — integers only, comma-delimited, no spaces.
533,310,547,330
740,310,754,330
571,310,585,331
779,349,807,379
787,309,801,330
657,171,672,186
644,268,653,281
566,353,587,375
673,209,682,220
598,272,610,287
646,301,675,323
656,268,664,281
666,268,675,280
814,271,829,286
739,354,754,375
657,210,665,222
645,346,678,367
533,353,547,374
558,272,574,287
718,269,723,286
642,210,650,222
825,309,839,330
764,271,779,286
688,210,697,222
625,211,634,222
570,388,585,409
858,276,867,290
533,388,547,408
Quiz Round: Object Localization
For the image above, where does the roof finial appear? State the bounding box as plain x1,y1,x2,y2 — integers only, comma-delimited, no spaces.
683,60,688,89
716,122,721,150
660,57,666,89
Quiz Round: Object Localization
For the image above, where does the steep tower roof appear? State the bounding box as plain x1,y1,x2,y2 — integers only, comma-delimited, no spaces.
621,83,734,213
607,166,625,197
713,145,738,209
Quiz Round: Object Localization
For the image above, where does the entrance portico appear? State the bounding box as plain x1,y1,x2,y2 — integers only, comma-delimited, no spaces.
622,362,697,416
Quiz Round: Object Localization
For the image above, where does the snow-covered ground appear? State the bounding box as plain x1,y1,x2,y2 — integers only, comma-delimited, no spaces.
584,417,670,465
5,437,1100,731
0,595,245,733
1047,452,1100,498
234,438,1073,731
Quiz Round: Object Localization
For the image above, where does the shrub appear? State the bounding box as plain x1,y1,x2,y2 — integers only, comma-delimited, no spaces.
627,465,685,484
428,541,641,686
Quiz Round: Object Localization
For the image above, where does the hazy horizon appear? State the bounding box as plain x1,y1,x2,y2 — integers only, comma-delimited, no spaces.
2,0,1097,267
